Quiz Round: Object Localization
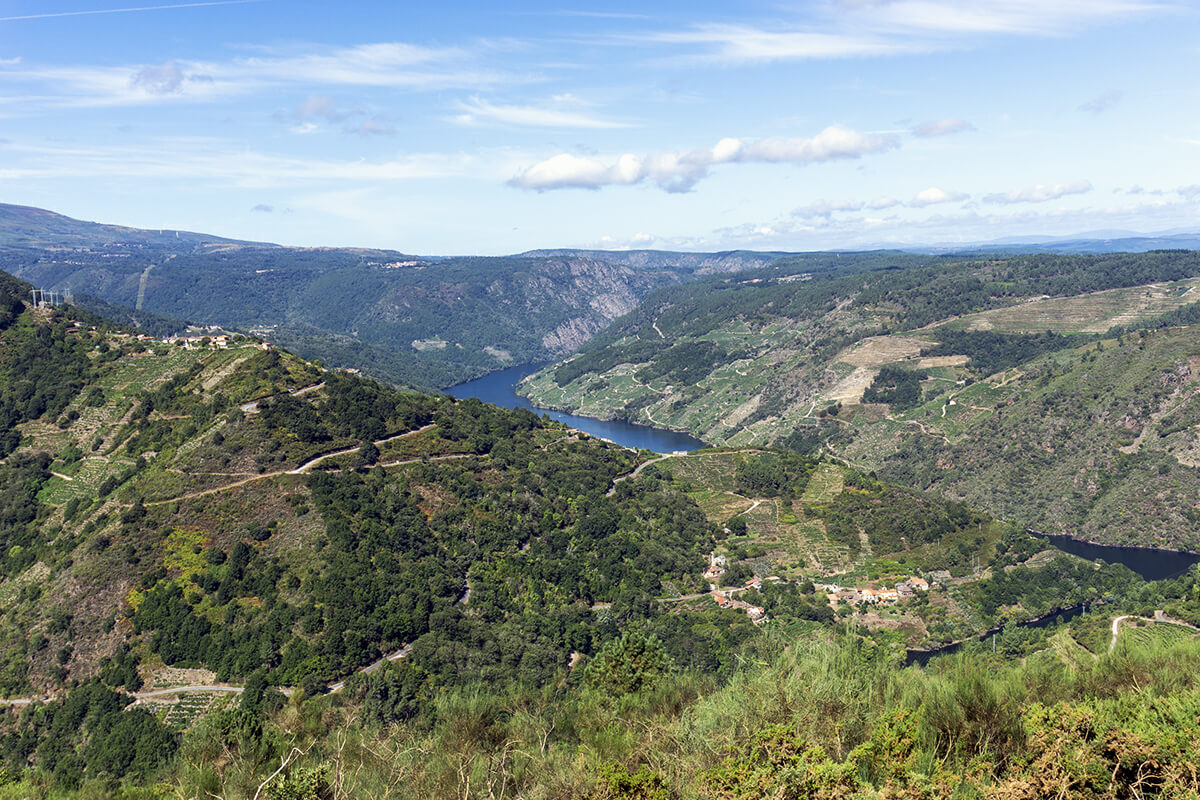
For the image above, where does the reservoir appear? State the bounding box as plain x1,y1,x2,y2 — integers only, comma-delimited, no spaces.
448,364,707,453
1032,531,1199,581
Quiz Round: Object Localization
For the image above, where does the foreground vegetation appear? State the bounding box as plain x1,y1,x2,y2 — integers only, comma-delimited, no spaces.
4,620,1200,798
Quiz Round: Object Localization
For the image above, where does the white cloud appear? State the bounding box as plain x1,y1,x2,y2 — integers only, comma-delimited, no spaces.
453,97,630,129
130,60,185,94
983,180,1092,204
911,118,975,137
219,42,498,89
910,187,969,207
792,199,865,218
842,0,1160,36
509,125,899,192
1177,185,1200,201
596,231,657,249
867,196,901,210
1078,89,1123,114
647,2,1163,65
509,152,644,191
649,25,911,62
0,137,500,186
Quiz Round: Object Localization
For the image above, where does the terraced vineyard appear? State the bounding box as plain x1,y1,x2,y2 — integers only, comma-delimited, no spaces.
1116,619,1200,649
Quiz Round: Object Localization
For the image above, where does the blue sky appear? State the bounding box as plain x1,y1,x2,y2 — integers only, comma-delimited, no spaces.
1,0,1198,253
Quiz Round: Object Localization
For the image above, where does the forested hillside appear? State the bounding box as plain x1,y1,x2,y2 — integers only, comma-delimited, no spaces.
0,265,1198,797
523,249,1200,548
0,204,747,390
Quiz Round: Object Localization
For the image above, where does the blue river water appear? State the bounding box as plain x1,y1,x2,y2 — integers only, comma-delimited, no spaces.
1032,532,1200,581
907,537,1199,665
447,363,706,453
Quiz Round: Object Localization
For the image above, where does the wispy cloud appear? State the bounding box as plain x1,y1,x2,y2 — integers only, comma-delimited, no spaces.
0,0,259,23
839,0,1161,36
0,138,499,185
983,180,1093,204
792,199,865,219
647,25,912,62
510,125,900,192
646,2,1163,65
453,96,631,129
911,118,975,137
0,41,515,109
1078,89,1123,113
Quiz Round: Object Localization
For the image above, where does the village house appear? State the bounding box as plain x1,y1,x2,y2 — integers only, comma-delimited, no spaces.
703,553,728,580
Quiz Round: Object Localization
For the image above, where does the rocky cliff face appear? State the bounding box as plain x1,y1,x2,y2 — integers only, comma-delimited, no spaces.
519,248,784,274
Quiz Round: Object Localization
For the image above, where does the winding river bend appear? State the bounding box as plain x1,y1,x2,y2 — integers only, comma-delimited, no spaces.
448,364,706,453
907,536,1199,666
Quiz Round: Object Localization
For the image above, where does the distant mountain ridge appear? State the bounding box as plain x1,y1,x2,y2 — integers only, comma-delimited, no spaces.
517,248,789,273
5,202,1200,392
0,205,694,389
0,202,273,250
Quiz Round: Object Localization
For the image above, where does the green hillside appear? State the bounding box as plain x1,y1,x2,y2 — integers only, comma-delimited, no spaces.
1,266,1199,797
0,204,718,390
523,250,1200,548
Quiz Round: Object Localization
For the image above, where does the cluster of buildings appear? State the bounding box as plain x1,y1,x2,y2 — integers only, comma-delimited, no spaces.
702,549,934,623
160,334,234,350
145,333,274,351
822,576,930,607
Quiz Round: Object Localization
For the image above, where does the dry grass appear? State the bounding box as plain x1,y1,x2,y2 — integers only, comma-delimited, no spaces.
958,278,1200,334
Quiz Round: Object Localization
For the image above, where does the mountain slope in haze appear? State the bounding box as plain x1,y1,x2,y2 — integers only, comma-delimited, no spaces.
518,248,789,273
522,249,1200,549
0,203,269,250
0,204,695,389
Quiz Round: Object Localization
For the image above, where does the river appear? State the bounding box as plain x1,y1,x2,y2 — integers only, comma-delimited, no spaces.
906,604,1090,667
1032,531,1200,581
907,535,1199,666
447,364,706,453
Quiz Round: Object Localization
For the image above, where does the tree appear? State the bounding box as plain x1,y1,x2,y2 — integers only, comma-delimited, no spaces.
584,630,674,696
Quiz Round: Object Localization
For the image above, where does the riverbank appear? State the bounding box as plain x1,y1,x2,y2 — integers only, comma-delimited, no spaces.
448,363,707,452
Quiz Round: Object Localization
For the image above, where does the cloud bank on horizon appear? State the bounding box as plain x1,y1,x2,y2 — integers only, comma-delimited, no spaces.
0,0,1195,253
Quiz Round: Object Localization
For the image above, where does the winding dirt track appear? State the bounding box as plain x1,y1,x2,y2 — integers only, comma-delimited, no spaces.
0,644,415,707
147,424,437,506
